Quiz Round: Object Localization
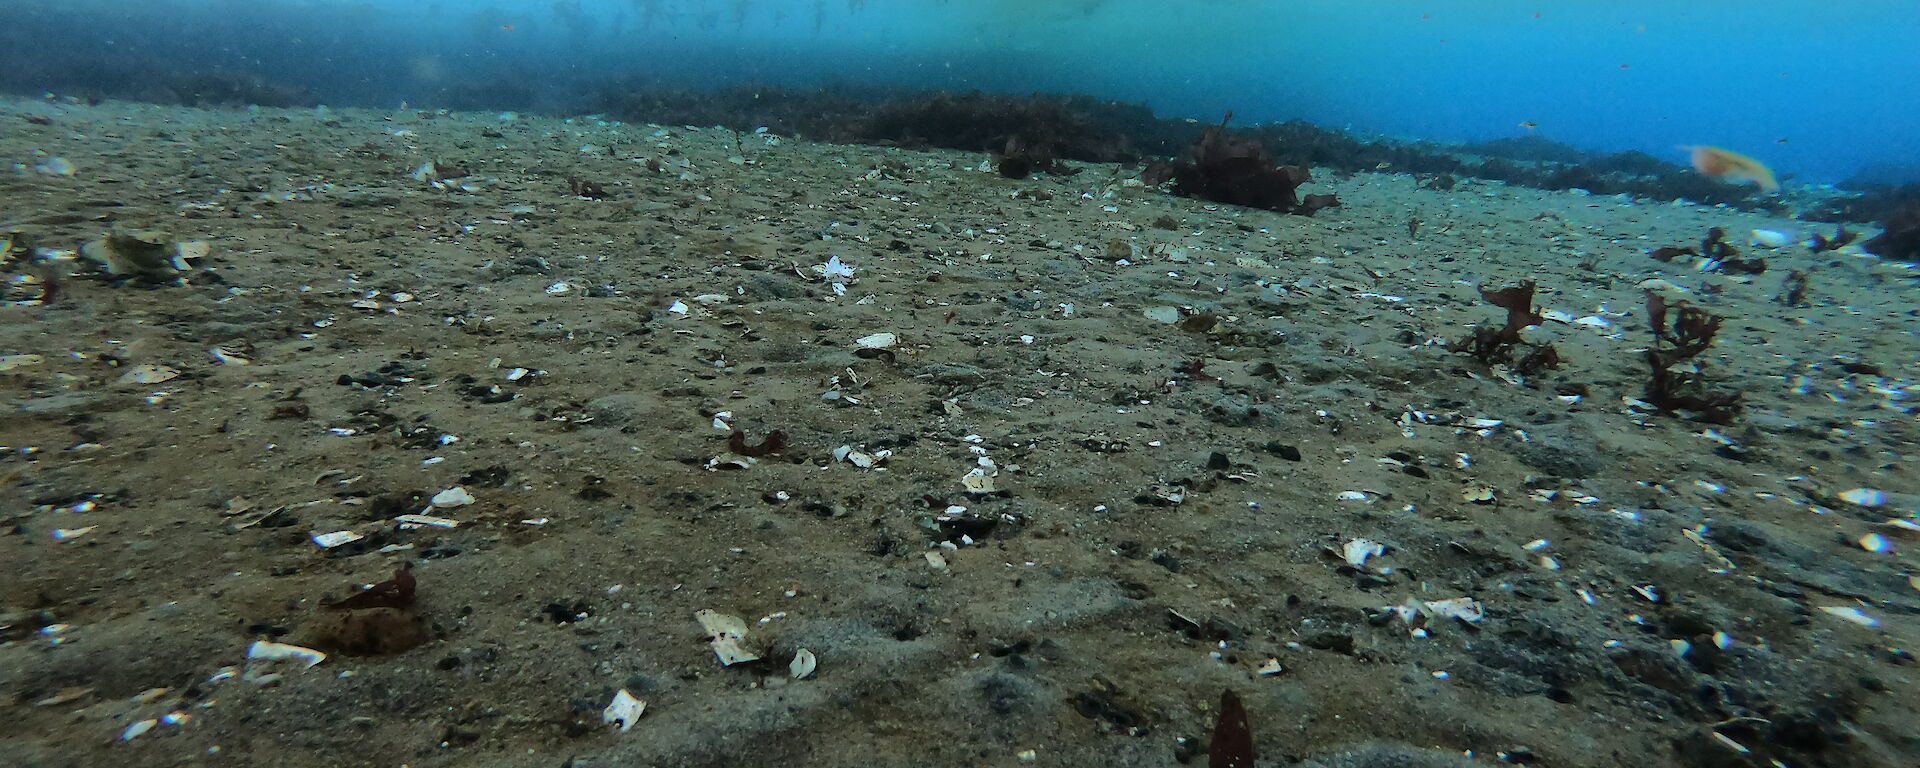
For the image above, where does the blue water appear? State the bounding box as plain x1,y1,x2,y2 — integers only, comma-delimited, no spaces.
5,0,1918,184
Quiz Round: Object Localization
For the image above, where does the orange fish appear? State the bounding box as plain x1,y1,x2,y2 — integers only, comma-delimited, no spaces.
1683,145,1779,191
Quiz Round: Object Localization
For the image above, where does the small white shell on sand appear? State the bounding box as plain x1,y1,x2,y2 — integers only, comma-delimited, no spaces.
431,487,476,507
790,648,818,679
1343,539,1385,569
1838,488,1887,508
602,689,646,732
1819,605,1879,627
695,610,760,665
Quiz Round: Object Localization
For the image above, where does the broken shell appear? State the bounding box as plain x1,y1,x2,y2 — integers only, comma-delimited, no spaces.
311,530,364,549
116,364,180,385
32,687,93,707
81,231,190,278
1142,306,1182,324
1461,484,1497,504
1257,658,1284,676
694,609,760,666
36,157,76,177
602,689,646,732
0,354,45,371
430,487,475,507
855,332,898,349
121,719,158,741
243,640,327,683
394,514,460,529
1421,597,1485,623
1818,605,1879,627
1858,533,1892,553
961,468,998,495
790,648,818,679
1839,488,1887,508
1342,539,1385,569
834,445,892,469
705,455,756,471
209,347,250,366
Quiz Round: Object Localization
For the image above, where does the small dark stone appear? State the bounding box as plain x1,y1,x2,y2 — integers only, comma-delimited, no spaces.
1173,736,1203,763
1205,451,1231,470
1265,442,1303,461
542,601,590,624
1303,631,1356,655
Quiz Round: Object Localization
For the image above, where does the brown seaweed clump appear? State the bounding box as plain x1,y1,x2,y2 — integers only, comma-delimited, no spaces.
310,566,427,656
566,176,609,199
993,136,1077,179
1142,113,1338,216
1643,293,1742,423
1862,201,1920,262
1450,281,1560,376
1808,224,1858,253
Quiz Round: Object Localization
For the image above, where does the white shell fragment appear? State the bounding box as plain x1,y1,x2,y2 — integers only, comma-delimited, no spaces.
1858,533,1892,553
1749,229,1792,248
961,467,998,495
815,255,855,280
1142,306,1182,324
121,719,158,741
1257,658,1285,676
431,487,476,507
1420,597,1485,623
51,526,97,542
247,640,327,668
116,364,180,385
833,445,892,469
602,689,646,732
395,514,460,529
790,648,818,679
855,332,898,349
1839,488,1888,508
1819,606,1880,628
0,354,46,371
694,609,760,666
1389,596,1486,632
1343,539,1385,569
243,640,327,684
311,530,364,548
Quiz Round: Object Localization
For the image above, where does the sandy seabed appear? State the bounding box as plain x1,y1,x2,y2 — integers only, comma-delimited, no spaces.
1,98,1917,768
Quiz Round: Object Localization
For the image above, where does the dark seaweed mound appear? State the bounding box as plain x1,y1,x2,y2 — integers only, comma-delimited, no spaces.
1862,201,1920,262
1142,114,1337,215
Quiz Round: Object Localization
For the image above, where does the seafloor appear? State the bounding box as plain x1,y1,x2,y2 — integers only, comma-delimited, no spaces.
1,98,1916,768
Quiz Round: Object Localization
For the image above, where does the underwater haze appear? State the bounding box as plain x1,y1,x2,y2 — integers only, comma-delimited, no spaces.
2,0,1918,183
